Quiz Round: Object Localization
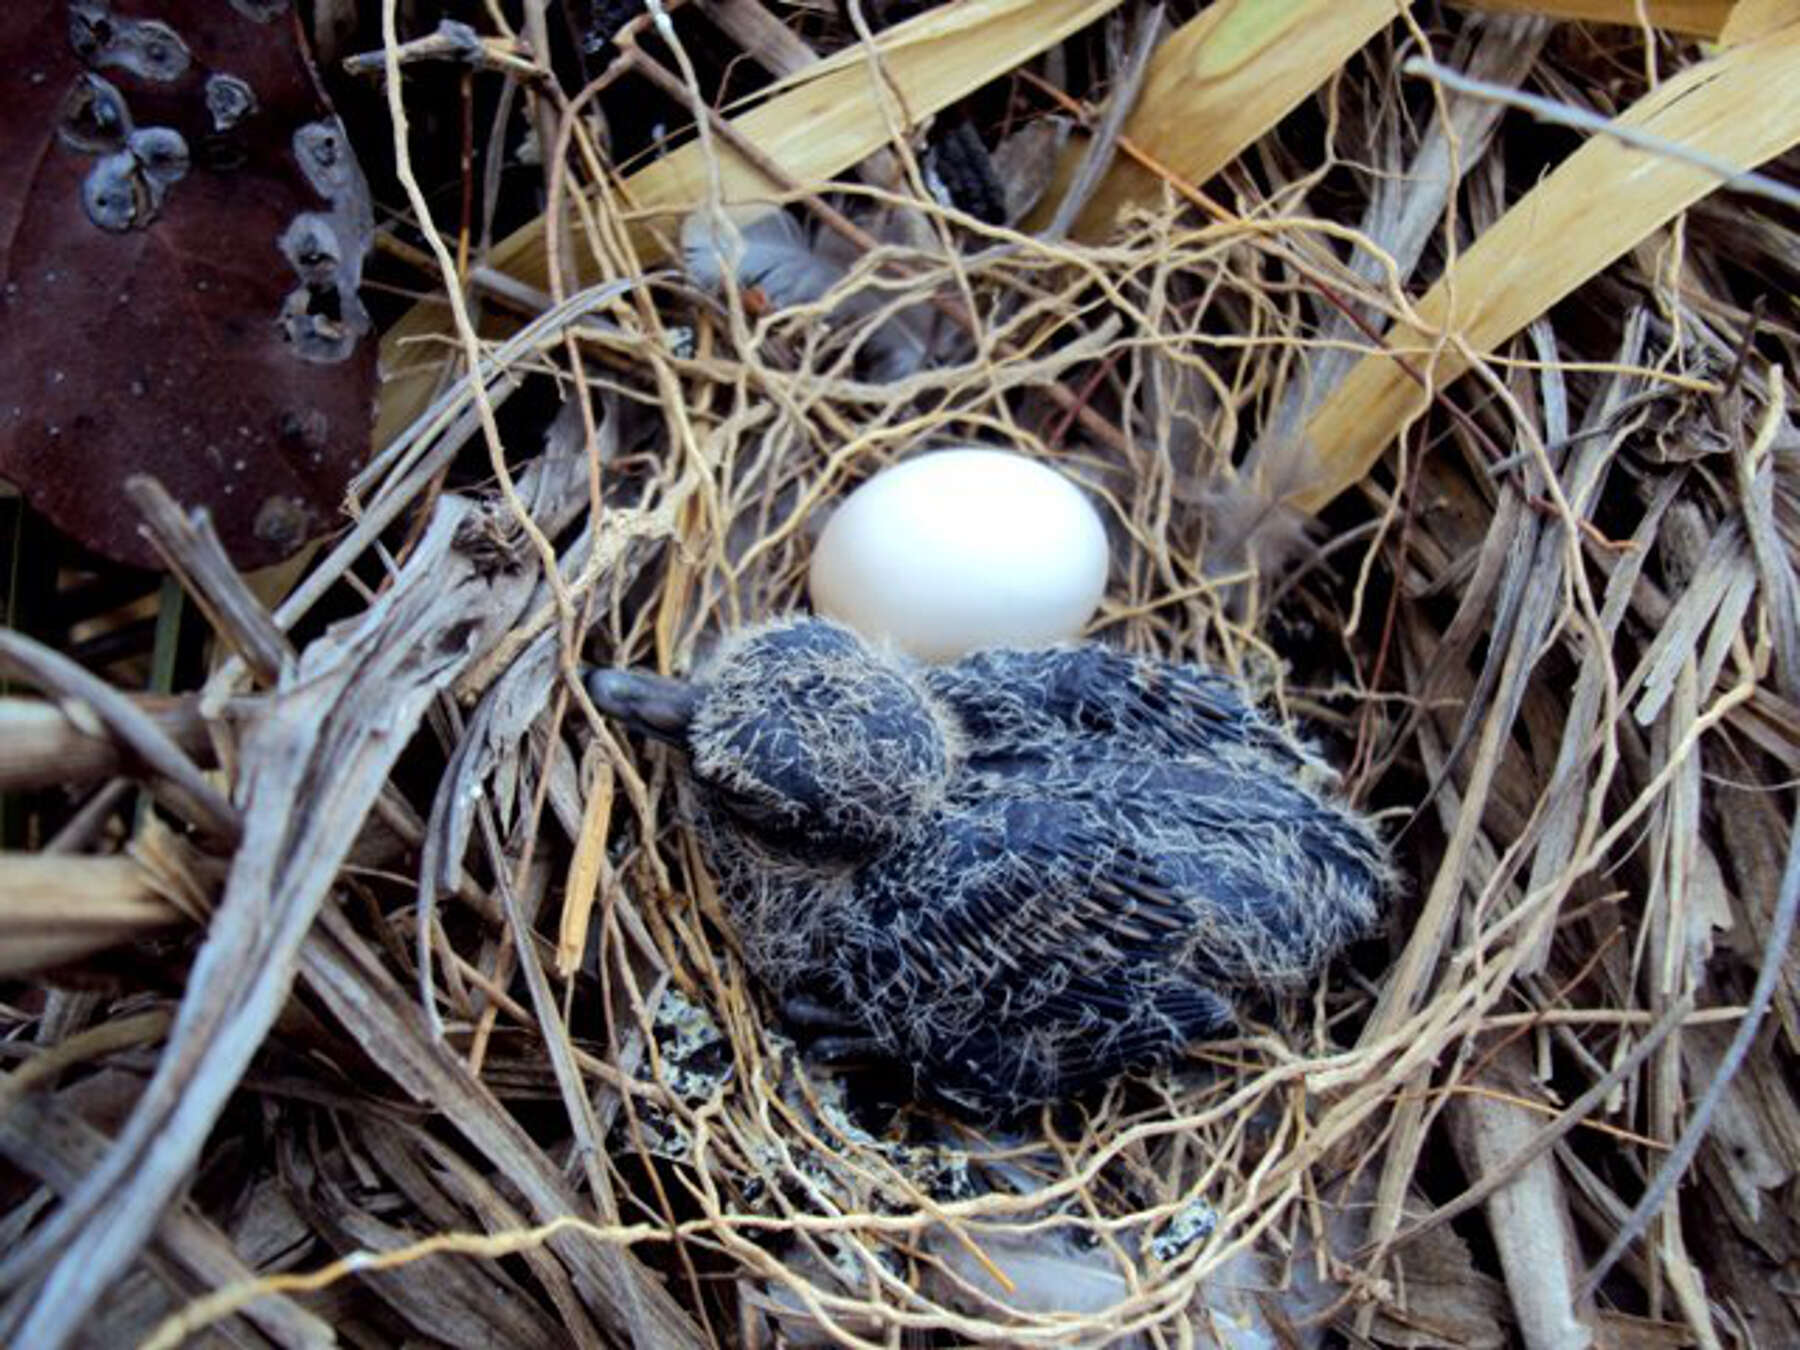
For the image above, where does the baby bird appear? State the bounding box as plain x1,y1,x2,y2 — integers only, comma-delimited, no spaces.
587,618,1388,1118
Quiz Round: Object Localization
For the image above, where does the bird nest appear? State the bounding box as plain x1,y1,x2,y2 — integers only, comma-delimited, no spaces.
2,3,1799,1347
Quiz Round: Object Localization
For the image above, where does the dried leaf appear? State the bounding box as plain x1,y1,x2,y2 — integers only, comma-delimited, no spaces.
1036,0,1400,241
1296,21,1800,514
1452,0,1741,37
0,1,375,569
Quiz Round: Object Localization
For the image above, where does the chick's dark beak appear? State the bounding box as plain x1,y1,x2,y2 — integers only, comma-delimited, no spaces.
584,669,698,745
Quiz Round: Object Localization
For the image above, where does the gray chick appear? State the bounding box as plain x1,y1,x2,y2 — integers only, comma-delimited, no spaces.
587,617,1389,1118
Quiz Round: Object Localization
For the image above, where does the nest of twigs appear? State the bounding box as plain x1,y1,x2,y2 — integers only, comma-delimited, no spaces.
3,2,1799,1346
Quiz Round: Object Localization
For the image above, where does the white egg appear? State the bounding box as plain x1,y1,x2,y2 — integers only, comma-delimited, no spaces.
808,447,1110,662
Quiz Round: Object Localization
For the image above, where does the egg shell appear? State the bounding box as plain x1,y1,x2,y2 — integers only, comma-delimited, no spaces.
808,448,1110,662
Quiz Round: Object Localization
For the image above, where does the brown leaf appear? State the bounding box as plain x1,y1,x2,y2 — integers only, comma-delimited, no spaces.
0,1,375,569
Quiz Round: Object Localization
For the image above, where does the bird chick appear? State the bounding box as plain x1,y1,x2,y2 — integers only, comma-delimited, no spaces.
587,617,1389,1118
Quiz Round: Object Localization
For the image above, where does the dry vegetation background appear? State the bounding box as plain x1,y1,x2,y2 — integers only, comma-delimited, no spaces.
3,0,1800,1346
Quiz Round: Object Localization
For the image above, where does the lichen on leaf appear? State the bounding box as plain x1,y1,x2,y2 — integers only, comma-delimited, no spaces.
0,0,375,569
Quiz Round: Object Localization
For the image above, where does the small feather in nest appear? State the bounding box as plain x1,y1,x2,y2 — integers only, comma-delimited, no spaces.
680,205,935,381
990,114,1073,225
680,205,844,308
926,1224,1132,1319
1201,429,1324,586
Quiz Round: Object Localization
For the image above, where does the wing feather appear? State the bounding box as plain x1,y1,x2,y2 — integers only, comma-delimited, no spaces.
855,761,1382,1010
924,645,1320,772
